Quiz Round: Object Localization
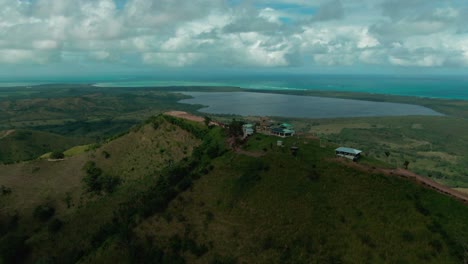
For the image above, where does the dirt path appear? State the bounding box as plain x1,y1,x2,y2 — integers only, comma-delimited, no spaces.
333,158,468,204
455,188,468,195
165,111,205,122
235,149,265,158
164,111,219,126
385,168,468,203
0,129,15,139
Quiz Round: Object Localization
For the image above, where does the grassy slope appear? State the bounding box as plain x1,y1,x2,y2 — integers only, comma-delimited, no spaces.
1,108,468,263
0,155,89,217
82,133,468,263
153,136,468,263
0,129,89,163
95,122,200,181
0,117,202,263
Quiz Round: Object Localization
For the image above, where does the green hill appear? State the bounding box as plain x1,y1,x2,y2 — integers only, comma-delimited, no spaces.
0,129,89,164
0,116,467,263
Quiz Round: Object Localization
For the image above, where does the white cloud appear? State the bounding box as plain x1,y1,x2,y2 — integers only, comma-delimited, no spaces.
143,52,203,67
0,49,56,64
0,0,466,71
388,54,445,67
258,8,283,24
357,29,380,49
32,40,59,50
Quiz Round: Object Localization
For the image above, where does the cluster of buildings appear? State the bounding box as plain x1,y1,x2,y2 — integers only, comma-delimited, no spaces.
270,123,295,137
241,119,362,161
242,121,296,138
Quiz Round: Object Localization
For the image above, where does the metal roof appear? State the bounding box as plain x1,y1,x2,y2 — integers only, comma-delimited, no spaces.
271,128,283,133
335,147,362,155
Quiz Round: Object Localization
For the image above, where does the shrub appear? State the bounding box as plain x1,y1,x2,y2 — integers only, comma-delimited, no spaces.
0,234,30,263
429,239,443,254
414,200,430,216
204,211,214,222
0,185,12,195
49,151,64,159
307,170,320,181
33,205,55,222
177,177,193,191
206,144,221,158
48,218,63,233
228,119,244,137
82,161,120,194
401,230,414,242
101,175,121,193
101,151,110,159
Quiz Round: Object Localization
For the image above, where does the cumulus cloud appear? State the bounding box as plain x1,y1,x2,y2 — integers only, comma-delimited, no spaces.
0,0,467,70
143,52,204,67
0,49,58,64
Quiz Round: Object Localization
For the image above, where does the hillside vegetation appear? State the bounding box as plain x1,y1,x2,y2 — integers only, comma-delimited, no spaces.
0,85,207,163
1,116,466,263
0,129,89,164
0,115,205,263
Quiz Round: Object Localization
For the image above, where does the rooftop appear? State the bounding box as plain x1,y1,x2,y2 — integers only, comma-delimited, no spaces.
335,147,362,155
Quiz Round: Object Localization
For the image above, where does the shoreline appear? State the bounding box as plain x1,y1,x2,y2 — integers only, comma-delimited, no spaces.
2,82,468,118
1,77,467,100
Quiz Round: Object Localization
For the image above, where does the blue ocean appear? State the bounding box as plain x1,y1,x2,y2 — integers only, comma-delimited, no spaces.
95,75,468,100
2,74,468,100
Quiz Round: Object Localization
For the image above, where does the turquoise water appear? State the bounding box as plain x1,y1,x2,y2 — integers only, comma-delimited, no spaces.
95,75,468,100
2,75,468,100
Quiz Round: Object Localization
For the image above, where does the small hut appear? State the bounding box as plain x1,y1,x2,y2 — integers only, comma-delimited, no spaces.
242,124,255,137
335,147,362,161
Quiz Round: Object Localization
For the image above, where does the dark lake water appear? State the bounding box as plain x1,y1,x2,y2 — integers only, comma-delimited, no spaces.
179,92,443,118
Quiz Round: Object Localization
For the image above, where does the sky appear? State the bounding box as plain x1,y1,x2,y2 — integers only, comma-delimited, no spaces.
1,0,468,79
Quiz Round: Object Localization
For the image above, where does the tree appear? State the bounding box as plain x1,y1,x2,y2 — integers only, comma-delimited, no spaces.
102,150,110,159
64,192,72,208
384,151,390,163
228,119,244,137
48,218,63,233
33,205,55,222
203,116,211,127
82,161,120,194
50,151,64,159
403,160,410,170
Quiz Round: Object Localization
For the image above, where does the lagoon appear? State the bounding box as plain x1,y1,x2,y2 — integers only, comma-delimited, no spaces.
179,92,443,118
